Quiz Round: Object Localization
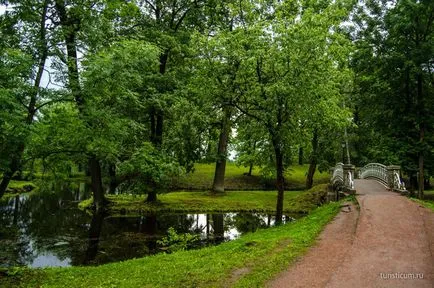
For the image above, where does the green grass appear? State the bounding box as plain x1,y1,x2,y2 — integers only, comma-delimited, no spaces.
412,190,434,212
285,165,330,189
82,184,330,215
176,163,329,190
2,180,38,198
3,201,341,288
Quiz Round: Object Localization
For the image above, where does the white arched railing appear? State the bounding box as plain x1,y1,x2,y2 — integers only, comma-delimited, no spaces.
359,163,406,191
359,163,388,187
331,163,344,188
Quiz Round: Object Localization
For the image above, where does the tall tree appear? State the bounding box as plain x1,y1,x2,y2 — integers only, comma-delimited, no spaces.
352,0,434,197
231,0,352,222
0,0,54,198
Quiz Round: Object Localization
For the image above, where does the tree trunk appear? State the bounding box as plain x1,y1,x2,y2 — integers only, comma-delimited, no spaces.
146,190,157,202
248,163,253,176
150,108,163,148
89,157,105,210
108,164,117,194
418,132,424,200
149,52,168,147
83,210,104,265
0,171,13,199
55,1,105,207
274,145,285,224
298,147,303,165
212,214,224,243
212,107,231,193
417,72,424,199
247,141,256,176
0,1,48,198
306,162,317,190
306,130,318,189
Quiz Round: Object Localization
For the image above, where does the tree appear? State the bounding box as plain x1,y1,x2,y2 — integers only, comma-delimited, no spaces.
351,0,434,198
230,0,352,222
0,0,55,198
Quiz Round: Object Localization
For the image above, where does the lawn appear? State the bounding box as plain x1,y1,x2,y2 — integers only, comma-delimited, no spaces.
175,163,330,190
2,180,38,198
2,201,342,288
80,184,330,215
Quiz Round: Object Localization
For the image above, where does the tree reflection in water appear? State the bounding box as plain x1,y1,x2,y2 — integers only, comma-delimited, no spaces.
0,182,296,268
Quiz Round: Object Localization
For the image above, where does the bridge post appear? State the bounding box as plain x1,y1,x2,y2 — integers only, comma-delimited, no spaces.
387,165,401,190
343,164,356,194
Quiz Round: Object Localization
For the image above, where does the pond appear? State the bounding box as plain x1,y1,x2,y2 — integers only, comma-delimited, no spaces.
0,182,296,268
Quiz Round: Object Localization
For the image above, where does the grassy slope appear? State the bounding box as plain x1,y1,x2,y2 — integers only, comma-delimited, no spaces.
176,163,330,190
82,184,329,215
6,201,341,288
412,190,434,212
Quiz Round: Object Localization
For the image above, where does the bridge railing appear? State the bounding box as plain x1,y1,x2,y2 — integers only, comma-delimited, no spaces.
331,163,344,188
359,163,388,186
331,162,407,194
359,163,406,191
331,163,355,193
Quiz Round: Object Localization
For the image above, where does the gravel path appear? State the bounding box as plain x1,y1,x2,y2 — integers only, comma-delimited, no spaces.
269,179,434,288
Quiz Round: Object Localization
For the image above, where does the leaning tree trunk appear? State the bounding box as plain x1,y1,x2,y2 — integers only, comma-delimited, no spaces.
55,0,105,208
0,171,14,199
212,107,231,193
306,130,318,189
0,1,48,199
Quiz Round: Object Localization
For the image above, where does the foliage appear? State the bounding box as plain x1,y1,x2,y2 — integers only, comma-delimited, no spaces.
157,227,200,253
117,143,184,195
350,0,434,192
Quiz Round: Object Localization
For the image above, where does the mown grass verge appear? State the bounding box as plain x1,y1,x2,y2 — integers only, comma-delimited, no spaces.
410,190,434,212
80,184,329,215
2,200,341,288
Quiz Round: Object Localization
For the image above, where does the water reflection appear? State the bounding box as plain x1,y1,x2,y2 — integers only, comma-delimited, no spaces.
0,184,296,268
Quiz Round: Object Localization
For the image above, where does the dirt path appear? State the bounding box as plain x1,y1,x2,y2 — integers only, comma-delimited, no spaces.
269,179,434,288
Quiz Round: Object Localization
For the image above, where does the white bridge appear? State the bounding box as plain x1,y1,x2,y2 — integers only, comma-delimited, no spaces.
331,162,406,193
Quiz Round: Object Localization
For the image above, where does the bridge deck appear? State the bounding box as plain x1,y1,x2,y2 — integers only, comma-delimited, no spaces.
270,179,434,287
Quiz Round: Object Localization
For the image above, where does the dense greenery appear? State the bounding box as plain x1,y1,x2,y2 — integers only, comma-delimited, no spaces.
1,0,433,285
0,0,353,215
1,201,341,288
350,0,434,197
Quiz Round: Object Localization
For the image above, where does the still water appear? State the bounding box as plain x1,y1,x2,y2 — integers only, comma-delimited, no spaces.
0,182,295,268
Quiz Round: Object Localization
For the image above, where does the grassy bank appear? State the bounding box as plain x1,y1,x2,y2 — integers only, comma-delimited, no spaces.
81,184,329,215
3,201,341,288
2,180,37,198
176,163,329,190
411,190,434,212
412,190,434,212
